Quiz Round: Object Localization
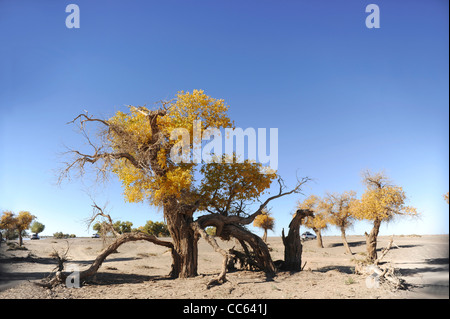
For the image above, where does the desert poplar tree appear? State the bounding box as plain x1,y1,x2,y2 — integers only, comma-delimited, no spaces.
322,191,357,254
352,170,418,261
61,90,308,278
253,208,275,243
0,211,35,246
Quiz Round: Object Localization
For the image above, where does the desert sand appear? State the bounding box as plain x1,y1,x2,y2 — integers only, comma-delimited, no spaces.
0,235,448,299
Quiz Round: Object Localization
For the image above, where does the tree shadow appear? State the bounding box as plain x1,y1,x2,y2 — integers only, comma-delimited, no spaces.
0,255,56,265
392,244,423,249
424,257,449,265
0,271,52,284
397,258,449,277
315,265,354,274
83,272,171,286
327,241,365,248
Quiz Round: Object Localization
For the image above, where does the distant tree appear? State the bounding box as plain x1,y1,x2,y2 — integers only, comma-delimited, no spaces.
352,170,418,261
1,211,16,244
0,211,16,237
16,211,35,246
205,226,216,237
253,208,275,243
113,220,133,234
140,220,170,237
0,211,35,246
30,221,45,235
53,232,68,239
321,191,357,254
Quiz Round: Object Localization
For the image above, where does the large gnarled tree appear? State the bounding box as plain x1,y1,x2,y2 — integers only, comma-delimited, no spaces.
61,90,308,280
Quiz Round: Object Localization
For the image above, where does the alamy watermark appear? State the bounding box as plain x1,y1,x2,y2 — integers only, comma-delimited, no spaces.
65,4,80,29
65,265,80,288
169,120,278,173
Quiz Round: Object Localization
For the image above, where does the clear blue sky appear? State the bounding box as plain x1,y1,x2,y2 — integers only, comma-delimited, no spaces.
0,0,448,237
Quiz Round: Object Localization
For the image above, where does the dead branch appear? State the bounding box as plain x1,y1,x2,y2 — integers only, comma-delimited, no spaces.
40,232,177,288
355,236,406,290
191,222,231,288
374,235,394,265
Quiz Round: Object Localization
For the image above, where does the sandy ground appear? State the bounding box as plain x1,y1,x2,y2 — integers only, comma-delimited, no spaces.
0,235,448,299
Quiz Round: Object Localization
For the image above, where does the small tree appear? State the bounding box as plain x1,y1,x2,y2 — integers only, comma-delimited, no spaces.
0,211,35,246
304,211,328,248
30,221,45,235
322,191,357,254
352,170,418,261
0,211,16,241
16,212,35,246
253,208,275,243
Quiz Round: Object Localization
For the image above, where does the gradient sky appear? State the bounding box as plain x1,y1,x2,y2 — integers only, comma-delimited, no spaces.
0,0,448,237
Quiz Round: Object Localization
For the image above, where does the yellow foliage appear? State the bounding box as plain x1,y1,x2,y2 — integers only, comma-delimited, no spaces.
107,90,233,206
352,171,418,222
297,195,328,231
253,209,275,231
321,191,357,229
0,211,16,230
0,211,35,232
198,155,278,214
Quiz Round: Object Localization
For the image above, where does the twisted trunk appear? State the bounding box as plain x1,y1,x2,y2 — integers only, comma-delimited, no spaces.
197,214,276,276
366,218,382,262
80,232,177,279
42,232,178,287
281,209,313,271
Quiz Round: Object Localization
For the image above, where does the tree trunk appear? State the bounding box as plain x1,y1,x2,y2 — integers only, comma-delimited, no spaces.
18,231,23,247
366,218,382,262
262,229,268,243
164,208,199,278
281,209,313,271
341,227,353,255
314,228,323,248
222,224,275,276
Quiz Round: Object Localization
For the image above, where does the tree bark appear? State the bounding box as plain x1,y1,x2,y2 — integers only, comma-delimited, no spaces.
164,206,199,278
341,227,353,255
366,218,382,262
281,209,313,271
222,224,275,276
314,228,323,248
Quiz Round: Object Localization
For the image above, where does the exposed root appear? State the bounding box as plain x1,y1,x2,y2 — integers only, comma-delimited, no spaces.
355,236,407,291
